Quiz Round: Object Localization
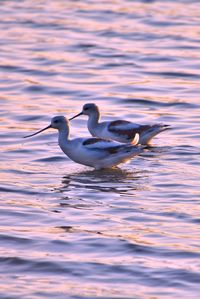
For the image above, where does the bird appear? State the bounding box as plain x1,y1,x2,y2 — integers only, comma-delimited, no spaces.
69,103,170,145
24,116,143,170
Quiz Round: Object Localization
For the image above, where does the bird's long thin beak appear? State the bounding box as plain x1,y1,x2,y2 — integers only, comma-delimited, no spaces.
23,125,51,138
69,112,83,121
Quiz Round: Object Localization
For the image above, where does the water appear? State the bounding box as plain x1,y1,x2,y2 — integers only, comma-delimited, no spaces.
0,0,200,298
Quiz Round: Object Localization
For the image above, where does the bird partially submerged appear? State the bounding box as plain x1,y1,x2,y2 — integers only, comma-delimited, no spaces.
24,116,143,170
70,103,170,145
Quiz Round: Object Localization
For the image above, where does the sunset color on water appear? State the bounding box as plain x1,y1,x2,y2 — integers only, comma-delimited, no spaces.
0,1,199,298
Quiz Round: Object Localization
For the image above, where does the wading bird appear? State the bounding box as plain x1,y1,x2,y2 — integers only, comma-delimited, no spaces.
24,116,143,170
70,103,170,145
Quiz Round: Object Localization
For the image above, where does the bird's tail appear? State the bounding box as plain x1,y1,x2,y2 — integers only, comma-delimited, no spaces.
140,124,170,145
103,145,143,168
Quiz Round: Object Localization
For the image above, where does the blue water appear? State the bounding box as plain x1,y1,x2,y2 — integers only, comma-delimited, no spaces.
0,0,200,298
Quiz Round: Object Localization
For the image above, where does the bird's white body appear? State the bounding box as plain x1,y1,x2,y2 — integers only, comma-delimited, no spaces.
59,136,142,170
86,113,138,144
70,103,169,145
25,116,143,170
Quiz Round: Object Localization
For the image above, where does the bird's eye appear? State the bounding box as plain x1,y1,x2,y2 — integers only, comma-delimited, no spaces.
84,107,89,111
54,119,59,123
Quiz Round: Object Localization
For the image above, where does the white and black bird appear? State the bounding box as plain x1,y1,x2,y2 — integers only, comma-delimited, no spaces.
70,103,170,145
24,116,143,170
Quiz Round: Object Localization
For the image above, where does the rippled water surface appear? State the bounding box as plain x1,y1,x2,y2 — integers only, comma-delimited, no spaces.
0,0,200,298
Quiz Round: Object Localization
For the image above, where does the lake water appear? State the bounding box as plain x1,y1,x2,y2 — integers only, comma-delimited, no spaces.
0,0,200,298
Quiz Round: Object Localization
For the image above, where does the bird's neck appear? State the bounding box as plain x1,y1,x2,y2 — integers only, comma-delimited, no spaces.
58,128,71,150
88,111,100,130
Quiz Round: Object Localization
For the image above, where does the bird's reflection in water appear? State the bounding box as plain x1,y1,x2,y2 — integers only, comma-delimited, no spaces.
53,167,150,239
63,167,146,191
55,166,149,209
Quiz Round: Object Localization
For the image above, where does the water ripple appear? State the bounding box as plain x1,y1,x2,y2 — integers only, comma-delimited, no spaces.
0,0,200,298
